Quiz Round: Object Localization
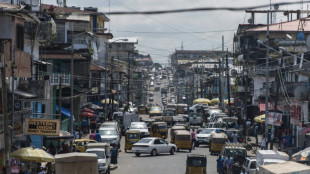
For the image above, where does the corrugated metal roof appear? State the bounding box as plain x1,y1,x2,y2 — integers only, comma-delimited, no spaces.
246,17,310,32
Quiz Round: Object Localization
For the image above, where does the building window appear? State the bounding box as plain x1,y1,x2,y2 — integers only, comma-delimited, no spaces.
16,25,24,50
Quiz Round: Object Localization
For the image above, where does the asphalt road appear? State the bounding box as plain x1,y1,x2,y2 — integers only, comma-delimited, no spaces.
111,75,218,174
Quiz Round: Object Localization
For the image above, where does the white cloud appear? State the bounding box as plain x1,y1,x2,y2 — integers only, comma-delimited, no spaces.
63,0,306,63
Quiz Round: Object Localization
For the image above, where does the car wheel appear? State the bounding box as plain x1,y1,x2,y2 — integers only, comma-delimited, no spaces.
151,149,157,156
196,142,200,147
135,152,140,157
170,148,175,155
189,148,192,153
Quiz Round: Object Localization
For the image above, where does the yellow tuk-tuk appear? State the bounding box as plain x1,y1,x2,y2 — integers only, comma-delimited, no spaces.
174,130,192,152
185,154,207,174
209,131,228,155
125,130,141,152
177,104,187,114
138,105,147,114
170,125,186,144
150,122,168,139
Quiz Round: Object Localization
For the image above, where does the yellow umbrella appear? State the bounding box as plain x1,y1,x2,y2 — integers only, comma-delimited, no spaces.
101,98,118,104
254,114,265,123
11,147,54,162
193,98,212,104
224,98,234,104
211,98,220,104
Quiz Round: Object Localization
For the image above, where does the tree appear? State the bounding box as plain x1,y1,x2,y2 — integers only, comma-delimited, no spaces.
153,63,162,69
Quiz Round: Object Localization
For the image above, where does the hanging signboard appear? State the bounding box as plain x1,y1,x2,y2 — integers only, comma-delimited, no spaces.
25,118,60,136
267,112,283,126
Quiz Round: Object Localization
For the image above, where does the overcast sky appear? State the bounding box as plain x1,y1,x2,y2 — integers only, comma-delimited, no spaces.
44,0,307,64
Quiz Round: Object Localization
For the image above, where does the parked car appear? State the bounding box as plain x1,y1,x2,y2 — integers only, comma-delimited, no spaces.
196,128,216,146
129,122,150,138
85,148,110,174
73,139,97,152
132,137,177,157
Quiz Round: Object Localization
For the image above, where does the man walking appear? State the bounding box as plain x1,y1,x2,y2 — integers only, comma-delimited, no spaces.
232,132,238,143
261,135,267,150
254,124,259,145
95,130,101,142
111,145,118,164
217,155,224,174
224,155,233,174
191,129,196,149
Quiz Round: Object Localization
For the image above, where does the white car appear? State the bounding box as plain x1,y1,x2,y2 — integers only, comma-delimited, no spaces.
129,122,150,138
196,128,216,146
132,137,177,157
85,148,109,174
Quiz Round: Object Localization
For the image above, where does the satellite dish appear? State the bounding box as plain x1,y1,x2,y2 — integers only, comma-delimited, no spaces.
274,4,279,10
230,69,237,76
306,36,310,50
294,85,309,101
286,34,292,40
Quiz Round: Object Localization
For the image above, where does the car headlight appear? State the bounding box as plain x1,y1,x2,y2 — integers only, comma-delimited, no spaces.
99,163,105,167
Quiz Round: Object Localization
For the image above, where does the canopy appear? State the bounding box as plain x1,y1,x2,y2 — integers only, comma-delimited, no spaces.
11,147,54,162
193,98,212,104
211,98,220,104
254,114,265,123
44,130,74,140
101,99,118,104
56,105,75,120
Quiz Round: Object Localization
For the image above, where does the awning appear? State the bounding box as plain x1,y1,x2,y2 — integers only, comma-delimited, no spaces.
56,105,75,120
14,89,37,98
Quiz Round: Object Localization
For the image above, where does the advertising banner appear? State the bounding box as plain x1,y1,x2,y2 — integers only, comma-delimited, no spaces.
267,112,282,126
25,118,60,136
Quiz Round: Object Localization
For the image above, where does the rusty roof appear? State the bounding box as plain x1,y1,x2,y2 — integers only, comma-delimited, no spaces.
90,63,106,71
246,17,310,32
39,54,86,60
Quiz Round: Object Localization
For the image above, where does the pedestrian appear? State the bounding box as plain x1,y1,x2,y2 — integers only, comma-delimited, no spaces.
191,129,196,149
261,135,267,150
217,155,224,174
246,119,251,137
232,132,238,143
240,168,248,174
254,123,259,145
89,130,95,140
95,130,101,142
37,167,47,174
111,145,118,164
224,155,233,174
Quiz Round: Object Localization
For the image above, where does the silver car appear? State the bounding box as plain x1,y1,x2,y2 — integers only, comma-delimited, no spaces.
99,128,120,148
132,137,177,157
196,128,216,146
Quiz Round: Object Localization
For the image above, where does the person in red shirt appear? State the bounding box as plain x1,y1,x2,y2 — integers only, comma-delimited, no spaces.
191,129,196,150
89,130,95,140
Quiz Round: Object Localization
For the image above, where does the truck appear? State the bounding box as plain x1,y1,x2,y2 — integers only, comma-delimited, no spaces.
258,161,310,174
256,150,289,172
55,153,98,174
122,113,140,135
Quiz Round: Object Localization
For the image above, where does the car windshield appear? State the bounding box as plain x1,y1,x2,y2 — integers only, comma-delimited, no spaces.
225,131,242,137
131,124,147,129
189,113,201,117
137,138,152,144
200,129,214,134
224,149,246,157
101,124,116,128
128,133,139,139
187,158,206,167
150,108,161,111
99,129,117,135
86,151,105,159
158,124,167,129
163,112,174,116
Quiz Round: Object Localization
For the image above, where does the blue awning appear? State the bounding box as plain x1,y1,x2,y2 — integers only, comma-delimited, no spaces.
56,105,75,120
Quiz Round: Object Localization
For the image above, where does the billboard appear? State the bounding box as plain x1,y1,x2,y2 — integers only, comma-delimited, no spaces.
267,112,282,126
25,118,60,136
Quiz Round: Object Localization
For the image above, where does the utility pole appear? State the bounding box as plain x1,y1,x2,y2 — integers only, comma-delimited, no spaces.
110,56,114,120
1,40,11,174
127,53,130,105
59,76,62,129
70,26,74,151
226,55,231,117
244,62,249,120
219,60,223,109
265,11,270,141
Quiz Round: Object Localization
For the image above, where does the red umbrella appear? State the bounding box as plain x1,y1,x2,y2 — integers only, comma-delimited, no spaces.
81,108,95,113
79,112,96,117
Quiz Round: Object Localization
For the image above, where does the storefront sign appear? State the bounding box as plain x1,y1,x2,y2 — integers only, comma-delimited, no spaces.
267,112,282,126
25,118,60,136
290,105,301,121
